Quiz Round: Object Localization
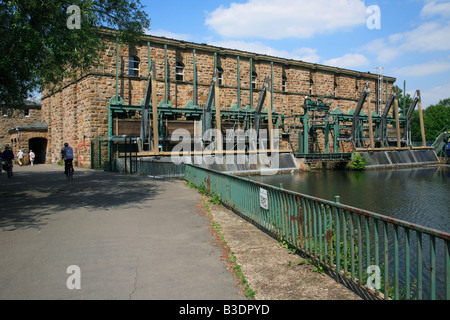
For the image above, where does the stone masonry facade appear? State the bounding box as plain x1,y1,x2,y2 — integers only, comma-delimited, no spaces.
41,29,395,167
0,106,42,148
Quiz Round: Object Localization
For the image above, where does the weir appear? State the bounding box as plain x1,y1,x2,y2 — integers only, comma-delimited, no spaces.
172,153,298,175
359,149,440,169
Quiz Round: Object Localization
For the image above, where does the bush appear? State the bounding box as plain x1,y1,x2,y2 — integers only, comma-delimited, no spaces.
348,152,368,170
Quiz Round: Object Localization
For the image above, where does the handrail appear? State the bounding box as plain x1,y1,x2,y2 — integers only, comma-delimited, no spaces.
185,164,450,300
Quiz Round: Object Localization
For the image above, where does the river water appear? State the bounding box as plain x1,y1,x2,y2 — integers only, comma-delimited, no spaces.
253,165,450,234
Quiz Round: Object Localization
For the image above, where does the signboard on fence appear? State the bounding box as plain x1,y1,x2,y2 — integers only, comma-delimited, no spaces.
260,188,268,210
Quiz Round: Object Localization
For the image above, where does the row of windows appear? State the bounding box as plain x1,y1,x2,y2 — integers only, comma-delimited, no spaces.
128,55,282,92
127,56,353,96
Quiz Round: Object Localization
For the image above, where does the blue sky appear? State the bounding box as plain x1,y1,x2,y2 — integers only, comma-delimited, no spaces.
142,0,450,108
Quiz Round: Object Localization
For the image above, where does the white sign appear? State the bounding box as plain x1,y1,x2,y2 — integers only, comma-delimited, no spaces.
260,188,268,210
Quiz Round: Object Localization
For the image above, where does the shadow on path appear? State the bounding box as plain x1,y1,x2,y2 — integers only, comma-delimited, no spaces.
0,164,177,231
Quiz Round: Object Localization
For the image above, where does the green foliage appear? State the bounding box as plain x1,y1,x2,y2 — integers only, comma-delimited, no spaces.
185,182,196,189
277,234,297,254
0,0,150,106
197,184,209,195
394,86,413,116
349,152,368,170
209,194,222,205
410,98,450,142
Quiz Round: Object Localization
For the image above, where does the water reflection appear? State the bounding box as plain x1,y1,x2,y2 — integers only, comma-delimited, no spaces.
252,166,450,233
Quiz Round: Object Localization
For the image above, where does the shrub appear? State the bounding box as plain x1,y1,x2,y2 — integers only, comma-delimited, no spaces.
349,152,368,170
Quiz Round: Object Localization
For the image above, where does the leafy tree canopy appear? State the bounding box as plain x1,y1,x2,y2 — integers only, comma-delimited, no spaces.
410,98,450,142
0,0,150,107
393,85,413,115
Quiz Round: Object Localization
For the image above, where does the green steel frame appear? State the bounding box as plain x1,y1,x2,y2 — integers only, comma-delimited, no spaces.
287,98,407,156
106,38,283,156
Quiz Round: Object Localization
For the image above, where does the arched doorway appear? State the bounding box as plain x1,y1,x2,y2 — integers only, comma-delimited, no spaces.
28,138,47,164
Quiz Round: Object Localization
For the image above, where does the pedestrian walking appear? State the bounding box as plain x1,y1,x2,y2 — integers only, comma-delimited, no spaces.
17,149,24,166
29,150,35,166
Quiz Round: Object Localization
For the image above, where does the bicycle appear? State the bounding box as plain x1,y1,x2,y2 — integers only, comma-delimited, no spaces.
65,161,74,181
3,161,12,178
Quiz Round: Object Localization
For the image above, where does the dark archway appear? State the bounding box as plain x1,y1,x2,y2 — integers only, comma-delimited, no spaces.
28,138,47,164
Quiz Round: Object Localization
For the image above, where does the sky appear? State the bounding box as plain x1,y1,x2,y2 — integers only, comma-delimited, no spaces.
141,0,450,108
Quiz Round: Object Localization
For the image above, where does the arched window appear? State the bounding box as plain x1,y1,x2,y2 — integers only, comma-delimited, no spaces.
129,56,140,77
334,78,338,97
176,62,184,81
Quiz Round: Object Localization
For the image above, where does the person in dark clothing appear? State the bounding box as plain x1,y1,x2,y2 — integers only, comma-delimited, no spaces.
2,145,14,176
61,142,74,175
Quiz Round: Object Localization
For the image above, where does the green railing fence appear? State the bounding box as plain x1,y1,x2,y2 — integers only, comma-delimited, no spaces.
185,164,450,300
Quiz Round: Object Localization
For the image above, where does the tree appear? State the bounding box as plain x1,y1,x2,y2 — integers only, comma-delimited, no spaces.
393,85,413,116
410,98,450,142
0,0,150,107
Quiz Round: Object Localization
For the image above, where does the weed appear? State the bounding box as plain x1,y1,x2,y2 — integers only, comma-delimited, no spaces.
209,193,221,205
201,198,257,300
185,181,196,189
197,184,209,195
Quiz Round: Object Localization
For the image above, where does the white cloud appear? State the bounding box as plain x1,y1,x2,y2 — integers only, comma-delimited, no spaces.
421,1,450,18
146,29,192,42
392,60,450,77
363,21,450,64
208,40,292,58
205,0,367,39
207,40,321,63
421,82,450,107
294,47,321,64
398,22,450,53
323,53,370,69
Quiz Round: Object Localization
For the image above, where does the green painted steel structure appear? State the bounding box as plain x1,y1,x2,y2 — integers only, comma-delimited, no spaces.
185,164,450,300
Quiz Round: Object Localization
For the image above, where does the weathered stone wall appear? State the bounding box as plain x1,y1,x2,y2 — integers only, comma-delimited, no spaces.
0,108,42,148
41,34,395,167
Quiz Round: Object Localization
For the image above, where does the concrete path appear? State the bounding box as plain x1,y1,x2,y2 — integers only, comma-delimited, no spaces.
0,164,245,300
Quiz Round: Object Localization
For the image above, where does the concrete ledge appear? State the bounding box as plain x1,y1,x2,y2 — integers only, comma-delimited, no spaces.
206,200,363,300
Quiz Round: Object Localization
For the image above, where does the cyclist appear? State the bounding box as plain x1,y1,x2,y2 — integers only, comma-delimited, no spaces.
2,145,14,176
61,142,74,176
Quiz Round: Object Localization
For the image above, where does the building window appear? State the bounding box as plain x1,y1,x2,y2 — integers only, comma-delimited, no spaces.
282,76,287,92
129,56,140,77
309,79,314,95
2,107,7,117
216,67,223,86
176,62,184,81
252,72,257,90
334,76,338,97
24,108,30,117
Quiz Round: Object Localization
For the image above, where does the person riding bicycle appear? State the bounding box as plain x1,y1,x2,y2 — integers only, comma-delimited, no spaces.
2,145,14,176
61,143,74,175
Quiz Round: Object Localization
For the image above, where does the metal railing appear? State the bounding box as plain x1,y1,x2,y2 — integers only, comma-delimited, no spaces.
185,164,450,300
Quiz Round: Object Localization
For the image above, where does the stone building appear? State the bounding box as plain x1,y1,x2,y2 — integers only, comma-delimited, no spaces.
41,28,395,167
0,100,48,164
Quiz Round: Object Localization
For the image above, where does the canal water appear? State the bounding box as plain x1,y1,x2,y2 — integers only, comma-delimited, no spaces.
253,166,450,233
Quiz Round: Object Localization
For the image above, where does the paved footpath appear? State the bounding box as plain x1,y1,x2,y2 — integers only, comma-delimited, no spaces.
0,164,245,300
